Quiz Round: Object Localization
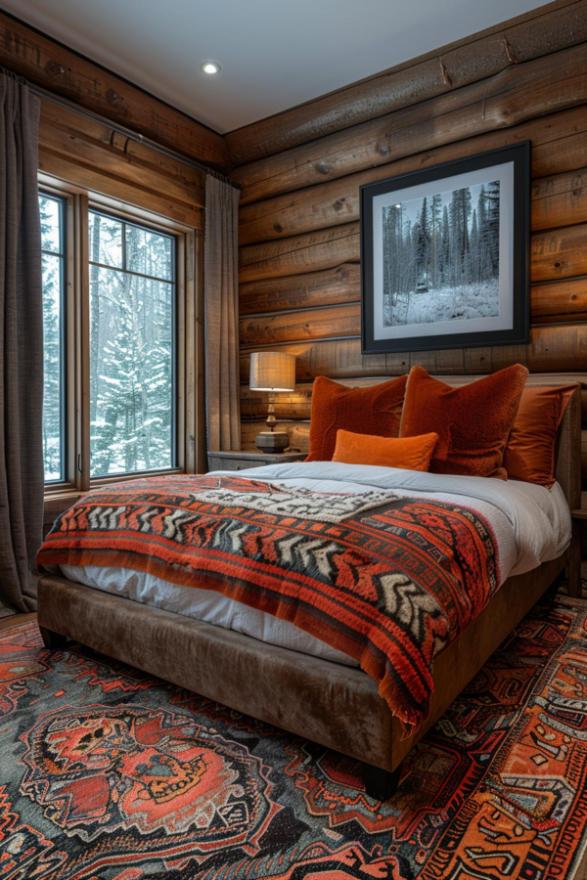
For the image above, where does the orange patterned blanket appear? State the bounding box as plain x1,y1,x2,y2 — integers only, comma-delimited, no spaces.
38,474,499,732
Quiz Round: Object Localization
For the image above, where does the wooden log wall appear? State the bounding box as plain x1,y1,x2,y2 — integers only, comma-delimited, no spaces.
230,0,587,495
0,9,228,169
39,100,205,228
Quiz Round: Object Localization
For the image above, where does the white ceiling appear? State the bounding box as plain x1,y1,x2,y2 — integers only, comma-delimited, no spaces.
4,0,542,133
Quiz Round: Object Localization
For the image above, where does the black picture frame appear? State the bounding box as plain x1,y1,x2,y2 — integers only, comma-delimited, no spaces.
360,142,531,354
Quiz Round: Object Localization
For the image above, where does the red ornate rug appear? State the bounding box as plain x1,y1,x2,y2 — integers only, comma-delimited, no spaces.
1,595,586,880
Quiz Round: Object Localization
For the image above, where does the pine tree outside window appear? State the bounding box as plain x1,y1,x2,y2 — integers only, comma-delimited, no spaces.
40,193,66,483
40,180,196,502
88,211,176,477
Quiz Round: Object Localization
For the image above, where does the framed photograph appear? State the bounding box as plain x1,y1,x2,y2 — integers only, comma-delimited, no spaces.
360,142,530,354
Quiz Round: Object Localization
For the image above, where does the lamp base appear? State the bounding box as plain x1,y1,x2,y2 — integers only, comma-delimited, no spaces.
255,431,289,453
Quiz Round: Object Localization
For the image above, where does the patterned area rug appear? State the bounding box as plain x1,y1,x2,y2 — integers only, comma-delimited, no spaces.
1,597,586,880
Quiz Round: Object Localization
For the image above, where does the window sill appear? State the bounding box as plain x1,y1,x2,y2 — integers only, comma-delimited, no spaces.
43,469,187,525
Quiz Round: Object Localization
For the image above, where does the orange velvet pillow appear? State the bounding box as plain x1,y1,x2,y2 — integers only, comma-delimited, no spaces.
399,364,529,478
503,384,577,486
333,429,439,471
306,375,407,461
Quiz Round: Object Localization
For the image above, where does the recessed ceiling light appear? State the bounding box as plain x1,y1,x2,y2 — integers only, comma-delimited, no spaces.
202,61,221,76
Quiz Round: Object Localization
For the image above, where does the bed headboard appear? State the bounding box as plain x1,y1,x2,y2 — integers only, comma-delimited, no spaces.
555,385,581,511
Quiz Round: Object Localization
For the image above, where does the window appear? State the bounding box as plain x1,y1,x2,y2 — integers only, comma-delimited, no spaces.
40,193,65,482
88,211,176,477
40,183,193,494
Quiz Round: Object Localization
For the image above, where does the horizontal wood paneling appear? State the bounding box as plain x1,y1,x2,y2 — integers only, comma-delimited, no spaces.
39,100,204,227
240,326,587,380
532,224,587,281
233,42,587,204
532,278,587,322
240,107,587,244
226,0,586,165
240,222,587,285
532,168,587,231
240,304,359,346
236,4,587,497
0,9,227,168
240,224,360,282
240,280,587,346
240,264,360,315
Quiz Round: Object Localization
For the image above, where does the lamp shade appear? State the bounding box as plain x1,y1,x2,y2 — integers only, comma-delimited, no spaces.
249,351,296,392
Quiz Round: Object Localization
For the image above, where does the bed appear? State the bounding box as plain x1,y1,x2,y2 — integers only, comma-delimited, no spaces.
37,382,582,800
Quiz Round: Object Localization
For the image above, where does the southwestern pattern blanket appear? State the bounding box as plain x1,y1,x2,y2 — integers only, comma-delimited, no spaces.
38,475,499,732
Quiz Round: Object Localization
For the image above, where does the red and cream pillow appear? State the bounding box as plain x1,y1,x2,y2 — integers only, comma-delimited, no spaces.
399,365,529,478
306,375,406,461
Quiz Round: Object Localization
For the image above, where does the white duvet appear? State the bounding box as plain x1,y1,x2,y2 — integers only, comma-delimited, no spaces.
61,462,571,667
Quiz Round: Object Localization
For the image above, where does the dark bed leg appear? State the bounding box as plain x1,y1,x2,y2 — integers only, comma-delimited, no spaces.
39,626,69,650
362,764,400,800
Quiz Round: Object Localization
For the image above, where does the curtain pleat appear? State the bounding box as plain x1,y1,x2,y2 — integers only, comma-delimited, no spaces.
204,175,241,453
0,74,43,611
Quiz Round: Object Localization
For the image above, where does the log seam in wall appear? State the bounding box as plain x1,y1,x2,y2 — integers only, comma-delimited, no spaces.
0,9,228,169
233,44,587,204
226,0,586,164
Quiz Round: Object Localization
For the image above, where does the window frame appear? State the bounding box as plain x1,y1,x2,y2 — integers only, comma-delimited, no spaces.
39,184,73,489
40,173,197,508
87,204,180,482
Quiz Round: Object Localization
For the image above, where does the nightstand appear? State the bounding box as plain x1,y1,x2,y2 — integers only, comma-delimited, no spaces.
207,450,306,472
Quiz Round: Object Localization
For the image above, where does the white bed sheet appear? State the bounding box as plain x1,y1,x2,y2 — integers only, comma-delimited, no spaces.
60,462,571,667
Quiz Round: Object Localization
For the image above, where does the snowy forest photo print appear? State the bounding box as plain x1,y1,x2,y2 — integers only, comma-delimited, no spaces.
382,180,500,327
361,145,530,354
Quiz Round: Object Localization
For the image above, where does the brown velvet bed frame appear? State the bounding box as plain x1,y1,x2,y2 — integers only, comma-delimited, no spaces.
37,384,582,800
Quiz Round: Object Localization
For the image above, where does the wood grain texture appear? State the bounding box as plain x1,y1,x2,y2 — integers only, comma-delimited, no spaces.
241,275,587,327
240,264,360,315
240,282,587,345
239,223,360,282
41,102,204,205
240,304,360,346
532,278,587,322
226,0,586,164
240,326,587,380
532,224,587,281
0,10,227,169
240,222,587,285
239,107,587,244
233,42,587,204
39,101,204,227
236,14,587,493
532,168,587,231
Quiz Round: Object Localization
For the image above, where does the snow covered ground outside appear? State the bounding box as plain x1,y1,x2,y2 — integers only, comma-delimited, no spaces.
384,281,499,326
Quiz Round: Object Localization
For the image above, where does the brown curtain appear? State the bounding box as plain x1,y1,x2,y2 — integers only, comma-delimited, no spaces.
0,74,43,611
204,174,241,452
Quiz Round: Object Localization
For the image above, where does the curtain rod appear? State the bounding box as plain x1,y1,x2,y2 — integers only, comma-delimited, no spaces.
24,78,235,186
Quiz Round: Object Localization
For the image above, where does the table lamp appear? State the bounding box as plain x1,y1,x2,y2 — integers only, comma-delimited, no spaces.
249,351,296,452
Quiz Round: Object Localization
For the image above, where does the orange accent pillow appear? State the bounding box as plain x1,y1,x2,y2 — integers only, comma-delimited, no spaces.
503,384,577,486
399,364,529,478
332,429,439,471
306,375,407,461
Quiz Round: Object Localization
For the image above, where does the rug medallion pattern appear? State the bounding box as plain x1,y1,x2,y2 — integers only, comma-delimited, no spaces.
0,596,586,879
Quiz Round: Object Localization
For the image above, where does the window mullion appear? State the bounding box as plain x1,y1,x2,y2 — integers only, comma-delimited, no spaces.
64,193,76,488
76,192,91,491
